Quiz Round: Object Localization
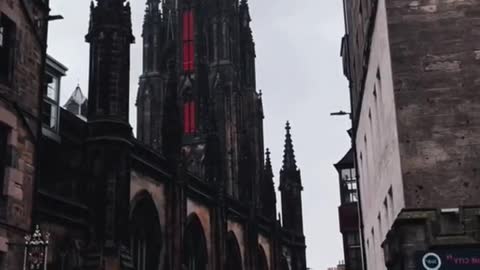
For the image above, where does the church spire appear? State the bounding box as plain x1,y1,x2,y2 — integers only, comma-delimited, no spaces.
261,148,276,219
240,0,251,26
146,0,160,11
265,148,273,180
282,121,298,172
279,122,304,233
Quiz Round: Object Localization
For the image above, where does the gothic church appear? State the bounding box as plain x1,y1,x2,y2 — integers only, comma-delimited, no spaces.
34,0,307,269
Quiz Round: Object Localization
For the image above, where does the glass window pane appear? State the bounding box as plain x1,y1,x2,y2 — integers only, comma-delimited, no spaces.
42,101,59,132
0,27,4,47
47,76,58,101
341,169,352,181
42,101,52,126
49,104,58,130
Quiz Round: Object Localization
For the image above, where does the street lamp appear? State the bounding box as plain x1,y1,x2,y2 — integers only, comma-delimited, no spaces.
330,110,351,116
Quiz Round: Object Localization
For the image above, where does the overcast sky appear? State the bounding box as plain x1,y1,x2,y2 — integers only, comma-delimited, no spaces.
47,1,351,269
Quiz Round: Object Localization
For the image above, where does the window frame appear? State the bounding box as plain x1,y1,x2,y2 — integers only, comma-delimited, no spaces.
0,125,9,197
42,72,61,133
182,9,195,73
0,13,16,86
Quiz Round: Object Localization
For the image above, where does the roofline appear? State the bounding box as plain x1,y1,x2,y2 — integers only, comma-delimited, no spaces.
46,54,68,76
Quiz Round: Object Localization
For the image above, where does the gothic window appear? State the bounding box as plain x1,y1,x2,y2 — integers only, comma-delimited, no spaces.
221,20,229,59
183,100,196,134
257,245,268,270
226,233,242,270
133,231,147,270
42,73,61,133
182,9,195,73
130,193,162,270
143,88,152,142
0,13,16,85
183,214,207,270
147,34,154,71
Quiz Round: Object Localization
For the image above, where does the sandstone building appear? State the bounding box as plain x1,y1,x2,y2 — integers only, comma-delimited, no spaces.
0,0,307,269
0,0,51,268
341,0,480,270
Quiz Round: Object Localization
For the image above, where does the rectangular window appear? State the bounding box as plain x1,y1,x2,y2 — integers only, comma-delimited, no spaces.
347,233,360,246
0,14,16,85
0,27,4,46
0,126,7,195
341,168,358,203
378,213,383,241
42,74,60,132
383,198,389,230
388,187,394,221
182,10,194,72
183,101,196,134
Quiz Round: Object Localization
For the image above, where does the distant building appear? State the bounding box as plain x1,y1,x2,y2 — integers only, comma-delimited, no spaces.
341,0,480,270
334,146,361,270
64,84,88,120
328,261,346,270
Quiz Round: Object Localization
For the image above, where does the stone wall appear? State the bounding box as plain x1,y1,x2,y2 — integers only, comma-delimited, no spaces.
353,0,405,269
386,0,480,209
0,1,47,269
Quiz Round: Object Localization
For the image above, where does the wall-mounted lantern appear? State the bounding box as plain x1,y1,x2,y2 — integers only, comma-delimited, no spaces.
23,225,50,270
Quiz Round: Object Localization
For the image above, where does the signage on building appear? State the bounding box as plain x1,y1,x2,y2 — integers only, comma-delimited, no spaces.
417,249,480,270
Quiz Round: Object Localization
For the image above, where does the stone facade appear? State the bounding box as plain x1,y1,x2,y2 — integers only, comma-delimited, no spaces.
341,0,480,270
0,0,49,269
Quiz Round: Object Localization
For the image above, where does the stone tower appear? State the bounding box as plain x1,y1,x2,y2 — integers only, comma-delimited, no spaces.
279,122,307,270
85,0,135,267
279,122,304,234
136,0,175,151
136,0,264,201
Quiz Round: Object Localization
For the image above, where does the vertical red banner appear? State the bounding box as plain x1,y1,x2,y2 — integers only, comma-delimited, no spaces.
182,10,194,73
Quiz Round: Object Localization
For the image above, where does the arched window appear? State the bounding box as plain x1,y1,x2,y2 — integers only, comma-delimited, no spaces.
226,232,242,270
130,193,162,270
183,214,207,270
257,245,268,270
182,1,195,73
143,88,152,143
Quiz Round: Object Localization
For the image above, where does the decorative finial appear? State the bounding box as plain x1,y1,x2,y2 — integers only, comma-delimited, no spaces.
282,121,297,171
265,148,273,175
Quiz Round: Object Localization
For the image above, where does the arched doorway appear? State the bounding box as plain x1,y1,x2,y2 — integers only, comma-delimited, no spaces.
183,214,208,270
257,245,268,270
226,232,242,270
130,192,162,270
